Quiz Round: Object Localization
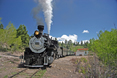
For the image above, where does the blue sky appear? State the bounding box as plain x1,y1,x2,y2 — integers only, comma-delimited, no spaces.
0,0,117,43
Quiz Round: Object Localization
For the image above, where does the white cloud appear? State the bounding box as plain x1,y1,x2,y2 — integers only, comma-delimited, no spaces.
49,35,56,40
49,35,91,45
57,34,78,43
49,34,78,43
79,40,90,44
82,30,89,33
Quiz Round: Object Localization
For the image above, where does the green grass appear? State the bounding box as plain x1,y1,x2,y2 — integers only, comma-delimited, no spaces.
33,69,46,78
11,72,17,75
77,46,84,49
70,45,84,52
13,67,17,69
13,59,19,61
3,75,8,78
80,58,87,63
88,51,94,56
20,72,27,75
0,56,1,58
75,58,88,74
0,47,7,52
0,68,6,71
80,67,85,74
9,61,14,63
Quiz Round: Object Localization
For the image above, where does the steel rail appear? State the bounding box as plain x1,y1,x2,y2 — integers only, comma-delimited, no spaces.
30,68,41,78
8,68,28,78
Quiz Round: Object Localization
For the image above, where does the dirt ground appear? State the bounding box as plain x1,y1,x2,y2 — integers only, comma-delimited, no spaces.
0,52,86,78
0,52,39,78
0,52,24,78
42,56,87,78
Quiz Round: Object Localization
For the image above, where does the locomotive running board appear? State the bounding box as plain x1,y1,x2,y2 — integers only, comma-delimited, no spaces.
24,65,43,67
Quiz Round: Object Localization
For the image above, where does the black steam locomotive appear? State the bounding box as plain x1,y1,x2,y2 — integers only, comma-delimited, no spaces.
21,25,74,67
23,25,59,67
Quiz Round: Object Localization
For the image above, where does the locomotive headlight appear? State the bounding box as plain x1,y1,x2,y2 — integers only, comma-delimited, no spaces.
35,31,39,35
34,30,40,38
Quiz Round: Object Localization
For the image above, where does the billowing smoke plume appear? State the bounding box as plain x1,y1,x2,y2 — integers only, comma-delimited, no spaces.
32,5,44,25
33,0,53,34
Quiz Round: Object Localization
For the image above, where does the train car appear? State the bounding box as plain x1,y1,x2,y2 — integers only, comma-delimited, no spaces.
57,47,63,58
62,48,69,56
67,50,75,56
57,47,75,57
63,48,75,56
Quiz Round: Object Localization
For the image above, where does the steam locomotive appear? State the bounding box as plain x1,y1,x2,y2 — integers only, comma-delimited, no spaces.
21,25,74,67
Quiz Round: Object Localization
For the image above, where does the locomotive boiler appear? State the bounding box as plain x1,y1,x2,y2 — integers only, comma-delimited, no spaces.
23,25,59,67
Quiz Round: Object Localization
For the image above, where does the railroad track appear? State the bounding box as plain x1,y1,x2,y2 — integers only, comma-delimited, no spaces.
8,68,41,78
30,68,41,78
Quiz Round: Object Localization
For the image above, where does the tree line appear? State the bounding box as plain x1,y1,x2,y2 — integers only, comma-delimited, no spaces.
87,29,117,66
0,18,29,52
58,40,89,52
0,17,87,52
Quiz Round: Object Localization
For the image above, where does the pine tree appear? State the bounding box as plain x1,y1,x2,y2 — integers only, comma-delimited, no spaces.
61,42,64,47
0,22,22,50
65,40,67,45
55,38,57,41
0,24,3,29
17,25,29,47
81,41,83,46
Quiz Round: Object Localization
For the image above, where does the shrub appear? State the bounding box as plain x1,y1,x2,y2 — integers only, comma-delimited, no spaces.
0,46,7,52
75,54,117,78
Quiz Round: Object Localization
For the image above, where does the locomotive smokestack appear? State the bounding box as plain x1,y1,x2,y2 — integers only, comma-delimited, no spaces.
38,25,44,34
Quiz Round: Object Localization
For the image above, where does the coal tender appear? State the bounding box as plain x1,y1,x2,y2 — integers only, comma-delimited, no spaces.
23,25,59,67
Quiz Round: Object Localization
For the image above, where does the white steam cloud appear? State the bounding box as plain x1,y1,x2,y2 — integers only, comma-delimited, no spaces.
33,0,53,34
